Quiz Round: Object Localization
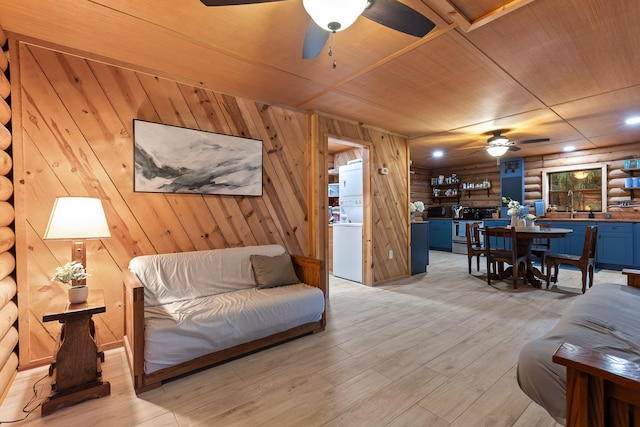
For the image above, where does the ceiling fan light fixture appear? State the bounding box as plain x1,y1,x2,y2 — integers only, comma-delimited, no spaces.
486,145,509,157
487,134,509,144
302,0,368,32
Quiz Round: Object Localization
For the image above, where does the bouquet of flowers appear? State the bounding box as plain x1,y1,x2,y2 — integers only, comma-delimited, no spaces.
51,261,90,285
502,197,536,223
410,201,425,214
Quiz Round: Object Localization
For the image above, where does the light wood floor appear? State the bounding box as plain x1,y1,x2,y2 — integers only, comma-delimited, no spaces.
1,251,628,426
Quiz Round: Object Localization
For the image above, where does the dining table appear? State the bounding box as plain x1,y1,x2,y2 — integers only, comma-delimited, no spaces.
485,226,574,287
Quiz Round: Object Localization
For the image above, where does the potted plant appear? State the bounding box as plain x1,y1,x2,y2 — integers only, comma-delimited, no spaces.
410,201,425,222
52,261,90,304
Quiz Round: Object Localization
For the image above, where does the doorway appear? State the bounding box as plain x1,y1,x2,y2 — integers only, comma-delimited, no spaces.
327,137,371,286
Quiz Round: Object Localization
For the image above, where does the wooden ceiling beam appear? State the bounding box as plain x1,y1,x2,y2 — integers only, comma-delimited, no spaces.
429,0,536,32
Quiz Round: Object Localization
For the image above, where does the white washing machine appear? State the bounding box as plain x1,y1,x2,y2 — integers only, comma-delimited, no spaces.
332,223,363,283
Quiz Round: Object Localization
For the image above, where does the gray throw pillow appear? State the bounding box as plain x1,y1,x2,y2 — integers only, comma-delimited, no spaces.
250,252,300,289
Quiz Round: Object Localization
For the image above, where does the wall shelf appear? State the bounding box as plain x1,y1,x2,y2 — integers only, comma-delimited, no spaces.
465,187,491,198
430,182,460,204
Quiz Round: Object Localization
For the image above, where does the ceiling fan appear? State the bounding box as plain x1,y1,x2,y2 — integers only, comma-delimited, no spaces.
484,129,550,157
199,0,436,60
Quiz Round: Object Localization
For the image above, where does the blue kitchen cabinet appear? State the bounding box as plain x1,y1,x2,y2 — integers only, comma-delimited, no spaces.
636,223,640,267
596,222,634,269
411,222,430,274
539,221,593,256
500,158,524,218
428,219,452,251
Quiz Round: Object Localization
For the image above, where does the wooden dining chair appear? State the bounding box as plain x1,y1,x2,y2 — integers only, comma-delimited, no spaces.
546,225,598,294
466,222,487,274
530,223,551,274
485,226,527,288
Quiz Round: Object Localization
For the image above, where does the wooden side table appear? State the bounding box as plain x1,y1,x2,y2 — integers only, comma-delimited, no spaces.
41,289,111,416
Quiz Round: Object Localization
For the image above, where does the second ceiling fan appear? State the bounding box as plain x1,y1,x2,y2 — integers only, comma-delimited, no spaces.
200,0,436,60
484,129,550,156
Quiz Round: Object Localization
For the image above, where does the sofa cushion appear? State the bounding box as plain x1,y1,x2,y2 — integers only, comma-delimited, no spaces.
143,283,325,374
129,245,286,306
250,252,300,289
517,283,640,425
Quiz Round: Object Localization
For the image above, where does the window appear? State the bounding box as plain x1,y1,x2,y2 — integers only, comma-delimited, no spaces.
548,169,603,212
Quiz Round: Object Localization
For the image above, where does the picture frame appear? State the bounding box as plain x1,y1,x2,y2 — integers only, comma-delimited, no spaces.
133,120,263,196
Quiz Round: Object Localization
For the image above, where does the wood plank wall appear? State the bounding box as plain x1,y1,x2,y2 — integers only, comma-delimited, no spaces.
316,117,410,284
10,42,413,368
12,42,313,368
0,25,17,403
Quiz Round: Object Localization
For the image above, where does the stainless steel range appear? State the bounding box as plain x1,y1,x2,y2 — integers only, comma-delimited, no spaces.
451,207,496,254
452,220,484,254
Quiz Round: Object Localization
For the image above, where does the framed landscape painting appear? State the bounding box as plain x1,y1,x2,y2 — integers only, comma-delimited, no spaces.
133,120,263,196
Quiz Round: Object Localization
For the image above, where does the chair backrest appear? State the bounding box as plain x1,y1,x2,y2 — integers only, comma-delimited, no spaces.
485,226,516,255
580,225,598,261
466,222,484,251
532,222,551,248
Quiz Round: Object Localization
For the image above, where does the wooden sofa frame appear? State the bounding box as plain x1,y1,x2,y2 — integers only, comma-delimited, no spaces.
552,269,640,427
123,254,326,394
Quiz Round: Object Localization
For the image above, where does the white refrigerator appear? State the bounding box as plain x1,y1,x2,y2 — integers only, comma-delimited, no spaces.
333,161,363,283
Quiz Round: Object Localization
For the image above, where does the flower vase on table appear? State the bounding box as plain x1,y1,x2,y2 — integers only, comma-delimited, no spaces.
52,261,91,304
409,201,425,223
503,196,537,229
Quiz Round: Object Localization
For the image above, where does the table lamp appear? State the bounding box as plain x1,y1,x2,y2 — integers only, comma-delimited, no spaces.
44,197,111,285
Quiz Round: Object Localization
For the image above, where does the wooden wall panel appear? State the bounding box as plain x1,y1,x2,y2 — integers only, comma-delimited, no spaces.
317,117,411,285
13,42,311,367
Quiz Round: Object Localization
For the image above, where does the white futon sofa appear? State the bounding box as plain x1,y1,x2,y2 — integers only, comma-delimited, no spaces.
123,244,325,394
517,269,640,426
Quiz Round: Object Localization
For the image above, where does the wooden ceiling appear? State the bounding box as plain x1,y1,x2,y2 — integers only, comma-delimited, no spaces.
1,0,639,168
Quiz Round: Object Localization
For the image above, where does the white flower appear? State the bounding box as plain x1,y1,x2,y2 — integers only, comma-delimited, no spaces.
410,201,425,214
52,261,90,285
502,197,528,218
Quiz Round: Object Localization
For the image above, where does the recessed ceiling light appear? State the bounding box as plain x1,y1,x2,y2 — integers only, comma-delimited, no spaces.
563,145,575,152
625,116,640,125
433,150,443,158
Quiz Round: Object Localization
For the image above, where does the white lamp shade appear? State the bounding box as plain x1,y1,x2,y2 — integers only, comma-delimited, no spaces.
486,145,509,157
302,0,368,32
44,197,111,240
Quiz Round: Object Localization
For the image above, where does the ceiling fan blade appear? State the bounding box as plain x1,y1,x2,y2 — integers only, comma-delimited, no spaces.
518,138,550,144
302,20,330,59
200,0,282,5
362,0,435,37
509,145,522,151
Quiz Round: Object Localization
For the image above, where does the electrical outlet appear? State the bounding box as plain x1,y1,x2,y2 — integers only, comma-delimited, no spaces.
388,250,393,259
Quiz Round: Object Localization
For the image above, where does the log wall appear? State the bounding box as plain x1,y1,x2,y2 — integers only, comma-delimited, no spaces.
0,25,17,403
410,161,502,219
10,41,412,368
524,144,640,214
411,145,640,219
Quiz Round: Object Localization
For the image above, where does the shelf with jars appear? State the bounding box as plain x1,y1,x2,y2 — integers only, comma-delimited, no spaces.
430,174,460,203
462,179,492,197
